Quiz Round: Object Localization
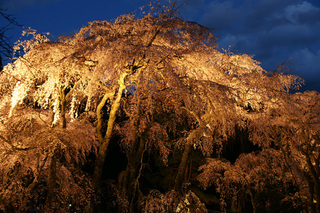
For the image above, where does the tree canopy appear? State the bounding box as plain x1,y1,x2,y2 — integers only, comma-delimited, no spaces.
0,1,319,212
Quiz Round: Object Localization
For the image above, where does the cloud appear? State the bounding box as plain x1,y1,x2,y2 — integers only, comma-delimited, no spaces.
186,0,320,91
283,1,320,24
293,48,320,72
285,48,320,91
263,24,319,47
200,0,242,30
181,0,206,19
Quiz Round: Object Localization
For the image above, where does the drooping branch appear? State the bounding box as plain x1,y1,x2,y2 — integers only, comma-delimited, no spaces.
45,148,58,212
60,87,67,128
0,134,33,151
174,127,202,192
174,106,212,193
146,29,160,47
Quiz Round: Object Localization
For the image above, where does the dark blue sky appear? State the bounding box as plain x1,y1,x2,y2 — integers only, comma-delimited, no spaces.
2,0,319,92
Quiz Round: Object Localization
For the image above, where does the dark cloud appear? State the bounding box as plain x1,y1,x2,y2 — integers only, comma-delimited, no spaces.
262,24,319,46
297,10,320,25
283,1,320,24
184,0,320,91
200,0,242,30
180,0,207,24
243,0,299,24
290,48,320,91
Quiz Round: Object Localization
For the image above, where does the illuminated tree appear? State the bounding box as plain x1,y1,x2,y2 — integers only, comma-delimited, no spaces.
0,1,314,212
276,91,320,213
5,28,95,128
0,102,97,211
197,75,319,212
0,42,98,210
198,149,304,212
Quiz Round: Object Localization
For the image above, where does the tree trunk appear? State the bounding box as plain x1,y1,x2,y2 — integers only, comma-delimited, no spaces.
118,96,141,189
118,138,146,190
306,178,317,213
59,80,82,129
45,150,58,212
306,154,320,212
50,104,55,125
315,186,320,213
174,140,192,193
117,94,154,211
174,106,207,193
248,190,257,213
88,73,127,213
60,88,67,128
312,176,320,212
174,128,200,193
116,137,147,213
92,79,126,189
95,90,114,144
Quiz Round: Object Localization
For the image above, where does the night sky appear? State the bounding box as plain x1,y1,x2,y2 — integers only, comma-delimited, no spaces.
2,0,319,92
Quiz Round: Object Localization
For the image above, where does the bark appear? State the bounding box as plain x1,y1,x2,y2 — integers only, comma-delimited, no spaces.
174,107,205,193
174,128,200,192
118,95,141,186
62,79,82,129
117,94,155,211
116,137,147,213
21,153,49,209
315,186,320,213
45,150,58,212
305,176,317,213
50,104,55,125
92,76,126,189
306,154,320,212
95,90,114,144
88,73,127,213
248,190,257,213
60,88,67,128
118,138,146,190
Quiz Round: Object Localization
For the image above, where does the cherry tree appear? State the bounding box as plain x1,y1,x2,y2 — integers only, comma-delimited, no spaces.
5,28,95,128
0,23,99,213
194,66,317,212
1,50,98,211
0,101,97,211
273,90,320,213
198,149,304,212
0,1,315,212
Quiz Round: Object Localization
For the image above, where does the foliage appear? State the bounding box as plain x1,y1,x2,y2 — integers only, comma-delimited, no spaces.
0,1,318,212
142,190,207,213
198,149,305,212
0,103,97,211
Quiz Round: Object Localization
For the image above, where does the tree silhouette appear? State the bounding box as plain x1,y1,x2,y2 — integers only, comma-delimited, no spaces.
0,8,21,64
